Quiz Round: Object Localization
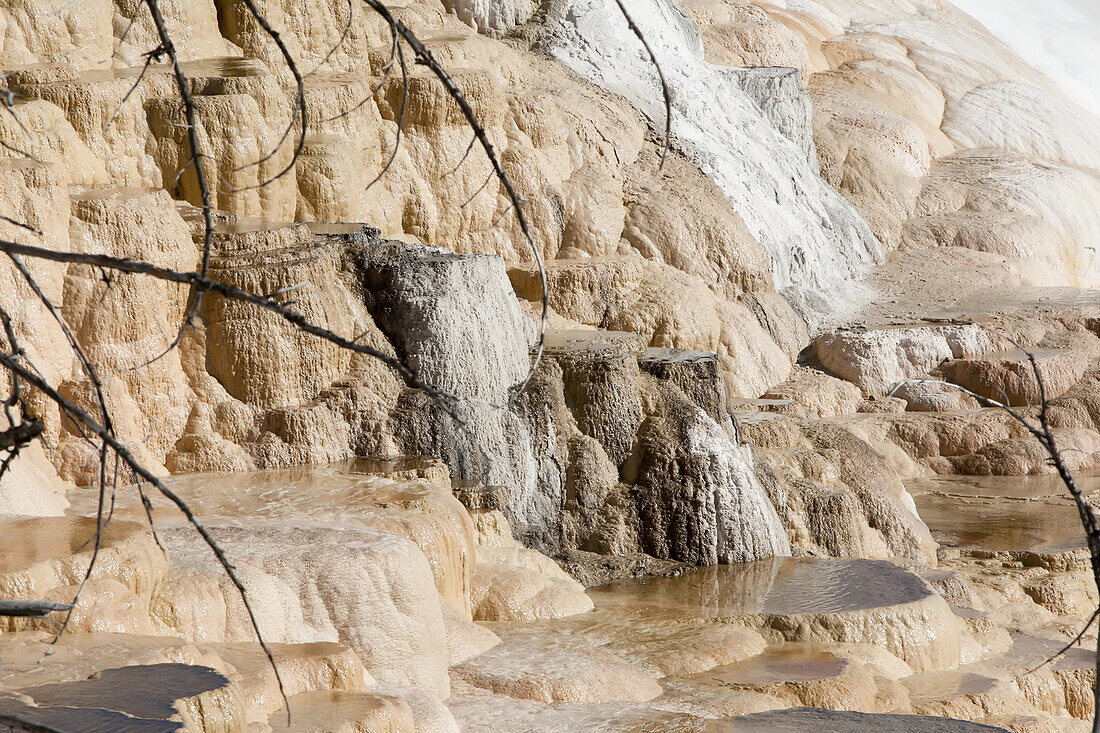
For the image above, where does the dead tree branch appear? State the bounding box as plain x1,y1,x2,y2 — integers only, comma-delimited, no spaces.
0,348,290,712
0,600,72,617
143,0,214,367
0,418,42,451
609,0,671,166
228,0,307,193
358,0,549,390
893,324,1100,730
0,239,459,414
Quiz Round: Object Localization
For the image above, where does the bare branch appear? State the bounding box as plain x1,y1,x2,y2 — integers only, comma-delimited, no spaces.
0,239,459,415
0,600,72,617
104,46,162,131
321,25,398,124
1026,608,1099,674
609,0,671,167
365,29,406,193
144,0,214,366
0,350,291,715
227,0,307,194
307,0,355,77
0,418,43,450
357,0,547,392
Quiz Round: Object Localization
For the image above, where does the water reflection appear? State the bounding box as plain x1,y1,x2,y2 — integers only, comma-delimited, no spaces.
908,473,1097,553
19,663,228,719
66,458,449,529
0,516,138,574
706,708,1009,732
0,663,229,733
589,558,931,621
694,647,846,685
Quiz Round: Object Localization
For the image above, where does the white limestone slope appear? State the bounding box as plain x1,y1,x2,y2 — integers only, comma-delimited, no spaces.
693,416,791,563
949,0,1100,122
538,0,882,319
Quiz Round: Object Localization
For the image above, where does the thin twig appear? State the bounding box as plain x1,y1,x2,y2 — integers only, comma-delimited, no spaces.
143,0,213,367
1025,608,1099,674
0,351,291,716
610,0,671,167
364,29,406,194
307,0,354,76
113,0,148,58
0,216,41,235
358,0,547,393
105,47,163,131
0,239,459,416
460,170,494,208
227,0,307,194
321,26,398,123
443,135,477,178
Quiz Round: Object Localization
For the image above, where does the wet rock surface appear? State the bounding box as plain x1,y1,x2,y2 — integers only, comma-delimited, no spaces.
0,698,188,733
15,663,229,722
590,558,934,617
910,474,1090,555
1,0,1100,730
707,708,1010,731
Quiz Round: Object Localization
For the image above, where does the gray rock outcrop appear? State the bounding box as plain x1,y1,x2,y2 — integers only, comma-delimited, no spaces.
354,240,790,564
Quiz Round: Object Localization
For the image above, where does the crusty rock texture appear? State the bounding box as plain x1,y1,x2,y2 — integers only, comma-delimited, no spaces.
3,0,1100,729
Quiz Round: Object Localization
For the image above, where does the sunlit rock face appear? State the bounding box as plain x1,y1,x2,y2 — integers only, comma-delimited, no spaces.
355,239,544,529
58,188,197,481
0,0,1095,558
470,509,594,621
812,324,1000,397
508,257,800,400
627,376,791,563
538,0,882,320
742,413,938,565
937,349,1089,406
354,240,791,563
794,0,1100,291
2,0,1100,728
162,521,453,696
0,195,803,569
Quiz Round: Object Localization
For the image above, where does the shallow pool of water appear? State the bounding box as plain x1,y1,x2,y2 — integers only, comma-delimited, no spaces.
908,473,1097,553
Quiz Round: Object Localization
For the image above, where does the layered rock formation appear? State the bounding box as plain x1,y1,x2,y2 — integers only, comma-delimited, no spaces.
1,0,1100,730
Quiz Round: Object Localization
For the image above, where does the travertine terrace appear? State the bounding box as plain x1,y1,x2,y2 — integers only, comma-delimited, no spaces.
0,0,1099,730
